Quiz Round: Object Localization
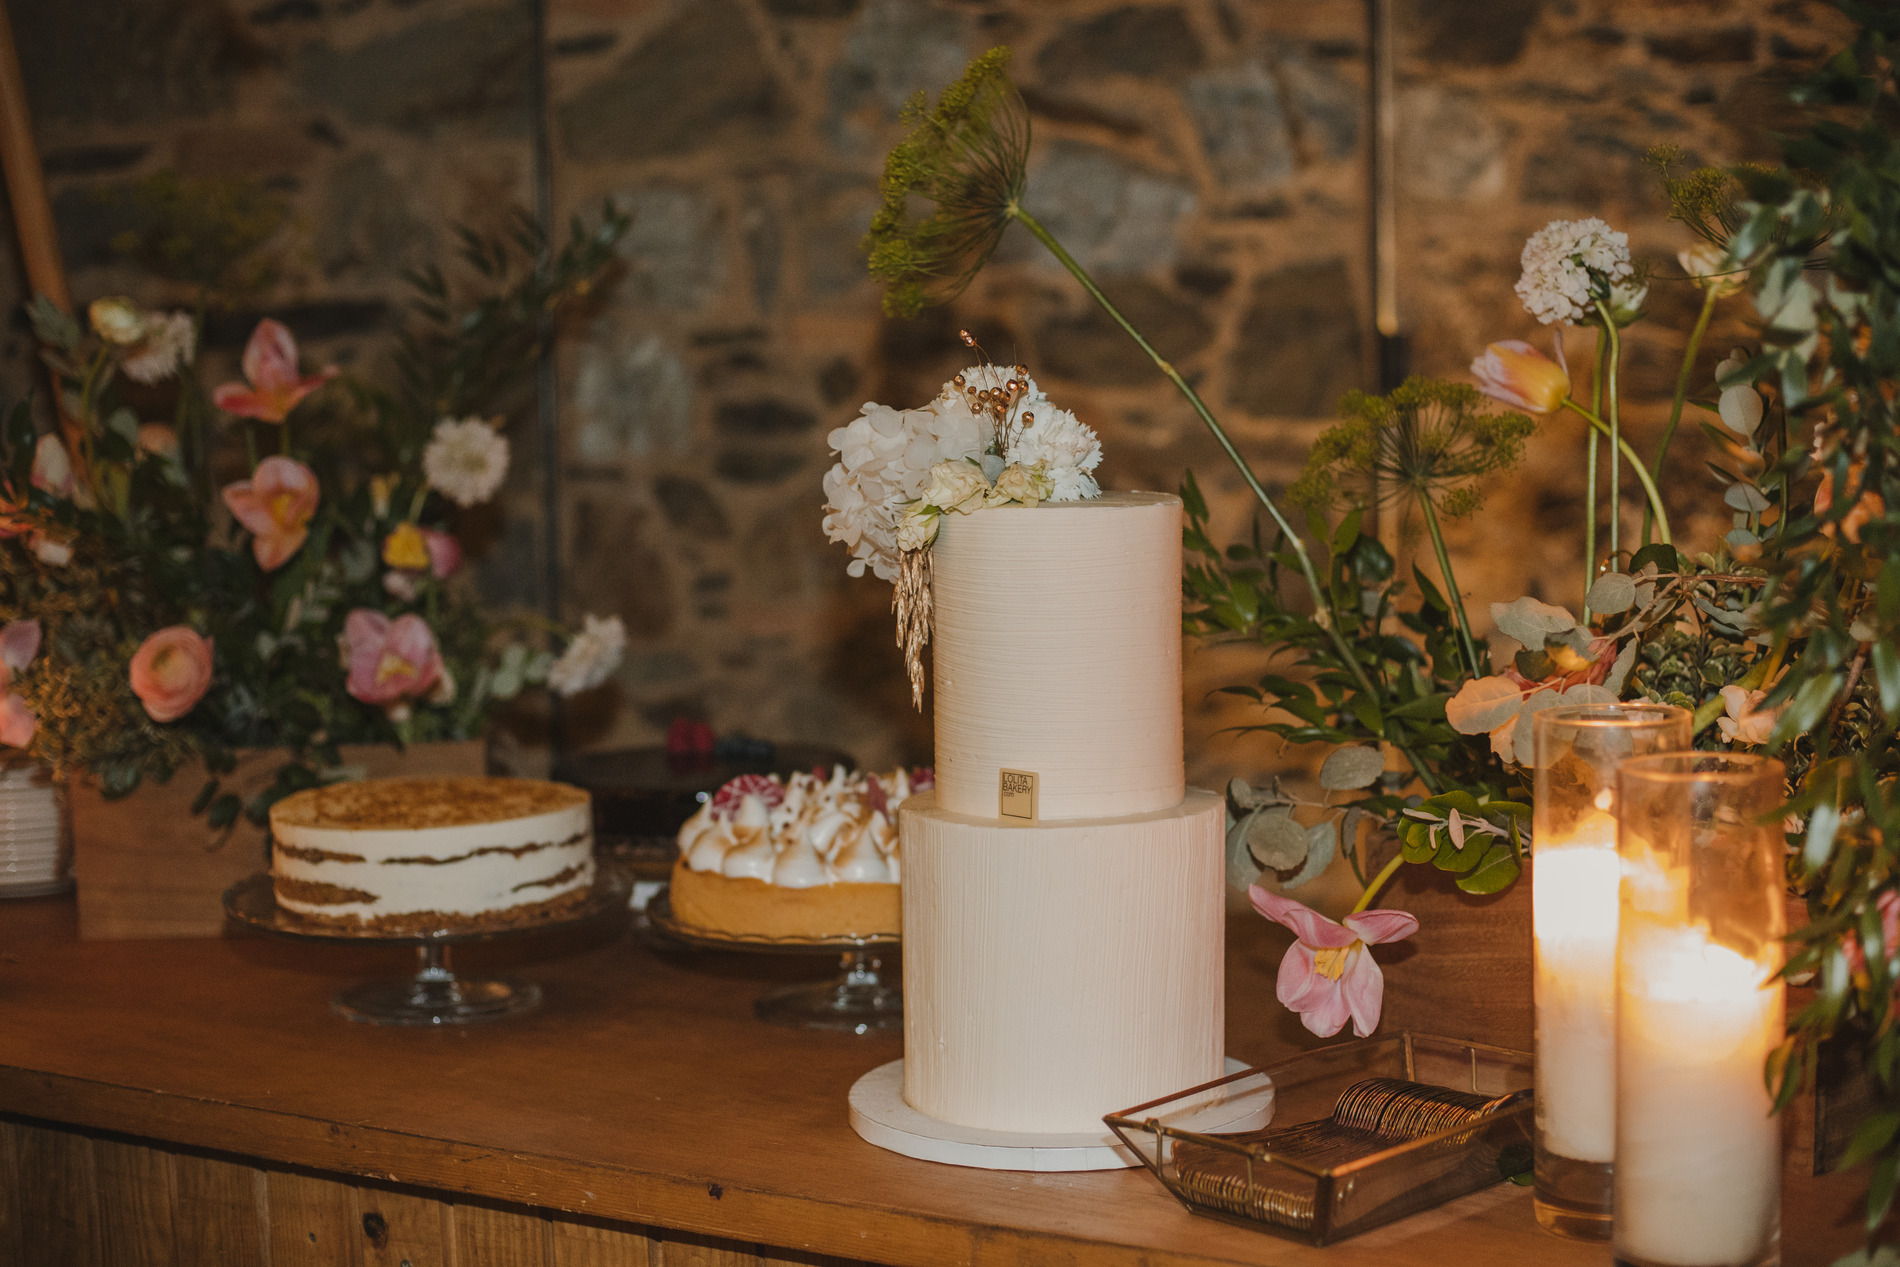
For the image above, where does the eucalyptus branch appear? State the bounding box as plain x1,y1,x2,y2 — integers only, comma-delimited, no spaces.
1647,286,1717,546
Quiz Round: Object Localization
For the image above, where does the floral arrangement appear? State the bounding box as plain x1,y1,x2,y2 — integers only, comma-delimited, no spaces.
821,353,1102,703
0,208,631,827
869,29,1900,1239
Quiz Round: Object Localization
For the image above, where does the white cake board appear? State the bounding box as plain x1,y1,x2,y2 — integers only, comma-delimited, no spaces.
848,1057,1261,1172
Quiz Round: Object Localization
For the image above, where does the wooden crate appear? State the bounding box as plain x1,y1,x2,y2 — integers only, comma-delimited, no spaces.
69,740,486,941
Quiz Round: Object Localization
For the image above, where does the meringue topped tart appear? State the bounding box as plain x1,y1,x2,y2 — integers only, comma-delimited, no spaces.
269,777,594,932
669,767,925,940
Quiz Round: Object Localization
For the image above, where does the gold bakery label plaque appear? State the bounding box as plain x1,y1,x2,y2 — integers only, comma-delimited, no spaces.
999,769,1038,820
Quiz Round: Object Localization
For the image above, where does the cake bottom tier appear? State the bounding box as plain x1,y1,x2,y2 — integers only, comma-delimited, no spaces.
899,788,1225,1135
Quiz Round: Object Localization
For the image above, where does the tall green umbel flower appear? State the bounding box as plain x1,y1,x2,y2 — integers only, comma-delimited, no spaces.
864,48,1423,777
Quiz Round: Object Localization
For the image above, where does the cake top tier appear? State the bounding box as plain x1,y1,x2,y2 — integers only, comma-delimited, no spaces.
273,777,589,831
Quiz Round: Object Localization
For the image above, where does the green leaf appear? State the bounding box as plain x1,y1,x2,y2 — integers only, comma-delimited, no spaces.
1246,810,1310,871
1805,802,1841,874
1628,542,1679,575
1318,746,1384,790
1347,690,1384,736
190,779,219,815
1282,820,1337,891
207,793,242,830
1458,840,1522,894
1400,822,1436,864
1779,673,1841,738
1873,641,1900,719
1869,1149,1900,1232
1332,507,1362,557
1496,1142,1534,1186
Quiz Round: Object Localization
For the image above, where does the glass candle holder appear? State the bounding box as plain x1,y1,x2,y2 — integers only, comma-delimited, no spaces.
1614,752,1785,1267
1530,703,1691,1241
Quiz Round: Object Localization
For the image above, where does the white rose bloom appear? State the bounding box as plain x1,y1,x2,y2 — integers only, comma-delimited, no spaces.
987,462,1053,507
1007,406,1102,502
423,417,510,508
548,614,627,696
121,312,196,385
1679,242,1745,297
920,459,989,512
1515,217,1633,325
895,505,940,550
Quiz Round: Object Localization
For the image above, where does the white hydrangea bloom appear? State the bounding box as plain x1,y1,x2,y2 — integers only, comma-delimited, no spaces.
423,417,510,507
121,312,196,385
548,614,627,696
1515,217,1633,325
1007,406,1102,501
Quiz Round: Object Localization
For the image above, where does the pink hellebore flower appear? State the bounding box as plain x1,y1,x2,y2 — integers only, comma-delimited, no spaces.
129,626,215,724
222,456,320,571
211,319,338,423
420,527,461,579
1471,340,1571,414
0,618,42,747
30,434,74,498
343,609,442,706
1250,885,1418,1039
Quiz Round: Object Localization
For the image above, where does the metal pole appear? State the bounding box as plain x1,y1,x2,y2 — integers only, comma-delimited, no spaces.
527,0,565,762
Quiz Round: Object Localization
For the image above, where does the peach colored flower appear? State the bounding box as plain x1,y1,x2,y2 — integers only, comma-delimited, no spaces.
136,424,178,458
1717,685,1785,746
0,694,34,747
420,528,460,578
342,609,442,706
222,456,320,571
1815,460,1885,544
1251,886,1418,1038
0,618,42,747
129,626,214,724
211,319,337,423
1471,340,1570,414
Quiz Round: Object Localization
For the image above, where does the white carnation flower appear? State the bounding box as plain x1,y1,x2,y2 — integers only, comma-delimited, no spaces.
423,417,510,508
548,614,626,696
1007,406,1102,501
121,312,196,385
1515,217,1633,326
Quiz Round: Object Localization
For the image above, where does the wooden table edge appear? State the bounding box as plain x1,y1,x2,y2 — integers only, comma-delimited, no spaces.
0,1063,1304,1267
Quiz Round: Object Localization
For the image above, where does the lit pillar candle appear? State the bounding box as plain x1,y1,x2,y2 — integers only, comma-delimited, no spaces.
1615,924,1782,1266
1615,751,1785,1267
1530,705,1690,1241
1532,808,1619,1164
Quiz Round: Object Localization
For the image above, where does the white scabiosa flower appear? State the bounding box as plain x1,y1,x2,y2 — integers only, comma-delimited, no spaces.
423,417,510,508
547,614,627,696
1514,217,1633,325
1007,406,1102,501
121,312,196,385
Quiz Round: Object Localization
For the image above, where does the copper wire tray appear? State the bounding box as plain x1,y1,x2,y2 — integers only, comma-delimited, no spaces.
1104,1033,1534,1246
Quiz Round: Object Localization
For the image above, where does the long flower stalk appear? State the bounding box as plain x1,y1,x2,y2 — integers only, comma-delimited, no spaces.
1593,300,1625,569
1584,328,1604,616
1352,853,1407,915
1417,492,1481,678
1645,286,1717,546
1561,400,1672,544
1010,208,1440,791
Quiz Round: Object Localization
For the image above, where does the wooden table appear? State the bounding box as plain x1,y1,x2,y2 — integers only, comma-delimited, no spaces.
0,894,1868,1266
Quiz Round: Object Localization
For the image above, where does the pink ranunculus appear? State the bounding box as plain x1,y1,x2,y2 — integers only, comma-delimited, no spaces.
0,618,41,681
1250,885,1419,1039
343,609,442,706
30,434,74,498
1470,339,1571,414
129,626,214,724
420,527,461,579
211,319,338,423
0,693,34,747
222,455,320,571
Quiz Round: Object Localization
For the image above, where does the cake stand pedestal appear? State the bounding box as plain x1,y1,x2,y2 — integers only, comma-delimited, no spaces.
847,1057,1262,1173
646,888,899,1035
221,863,631,1026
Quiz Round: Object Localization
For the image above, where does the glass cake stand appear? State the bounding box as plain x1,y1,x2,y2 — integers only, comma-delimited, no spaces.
645,887,900,1035
222,861,632,1026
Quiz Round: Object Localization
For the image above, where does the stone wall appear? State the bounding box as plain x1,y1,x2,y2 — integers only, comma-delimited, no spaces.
1,0,1854,786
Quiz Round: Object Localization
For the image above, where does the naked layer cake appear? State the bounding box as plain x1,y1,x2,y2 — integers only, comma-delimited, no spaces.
269,777,595,932
669,767,924,940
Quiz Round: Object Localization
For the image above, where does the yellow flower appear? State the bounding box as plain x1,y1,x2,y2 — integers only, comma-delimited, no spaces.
369,474,400,519
382,522,430,570
88,296,147,346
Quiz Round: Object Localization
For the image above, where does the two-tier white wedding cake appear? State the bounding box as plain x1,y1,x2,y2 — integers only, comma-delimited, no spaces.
824,364,1226,1164
900,492,1225,1135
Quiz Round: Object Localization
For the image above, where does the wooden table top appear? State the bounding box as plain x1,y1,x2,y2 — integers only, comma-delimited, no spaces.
0,894,1861,1266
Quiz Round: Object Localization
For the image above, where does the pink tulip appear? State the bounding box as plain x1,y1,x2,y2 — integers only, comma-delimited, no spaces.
343,609,442,706
30,434,73,498
222,456,320,571
0,694,34,747
129,626,214,724
0,619,41,680
211,319,338,423
1250,885,1418,1038
420,528,461,579
1471,340,1571,414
